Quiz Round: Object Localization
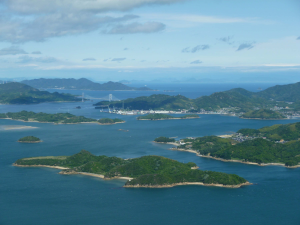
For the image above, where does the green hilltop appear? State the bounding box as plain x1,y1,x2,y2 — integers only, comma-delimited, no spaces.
14,150,249,188
0,82,80,104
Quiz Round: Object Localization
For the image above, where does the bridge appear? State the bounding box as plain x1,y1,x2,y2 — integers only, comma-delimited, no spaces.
80,93,121,102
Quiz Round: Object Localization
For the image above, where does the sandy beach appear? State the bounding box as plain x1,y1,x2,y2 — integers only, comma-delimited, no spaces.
2,125,38,130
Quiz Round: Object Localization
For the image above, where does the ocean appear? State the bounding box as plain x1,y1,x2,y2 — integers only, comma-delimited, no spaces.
1,83,299,225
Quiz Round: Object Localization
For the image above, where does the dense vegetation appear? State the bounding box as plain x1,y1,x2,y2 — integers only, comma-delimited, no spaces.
177,122,300,166
98,118,125,124
22,78,152,91
18,136,41,143
238,122,300,141
0,111,97,124
137,113,199,120
95,82,300,112
154,137,176,143
15,150,248,187
240,109,286,119
0,82,80,104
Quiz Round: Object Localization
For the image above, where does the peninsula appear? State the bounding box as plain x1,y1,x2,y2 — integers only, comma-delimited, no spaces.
137,114,199,120
0,111,124,125
18,136,42,143
161,122,300,168
0,82,80,104
14,150,250,188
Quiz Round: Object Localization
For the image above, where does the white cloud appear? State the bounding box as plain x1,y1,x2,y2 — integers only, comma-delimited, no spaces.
0,13,139,42
6,0,186,14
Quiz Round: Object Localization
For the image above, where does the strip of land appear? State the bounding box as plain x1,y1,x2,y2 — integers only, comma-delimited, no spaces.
13,150,250,188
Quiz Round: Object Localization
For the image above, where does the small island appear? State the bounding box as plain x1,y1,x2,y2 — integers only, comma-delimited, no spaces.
98,118,125,125
154,136,176,143
137,114,199,120
18,136,42,143
161,122,300,168
14,150,250,188
240,109,286,120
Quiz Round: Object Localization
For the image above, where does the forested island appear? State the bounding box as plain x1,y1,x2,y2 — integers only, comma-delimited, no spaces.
94,82,300,112
22,78,152,91
240,109,286,120
0,82,80,104
0,111,124,125
98,118,125,125
14,150,250,188
162,122,300,167
18,136,42,143
154,137,176,143
137,114,199,120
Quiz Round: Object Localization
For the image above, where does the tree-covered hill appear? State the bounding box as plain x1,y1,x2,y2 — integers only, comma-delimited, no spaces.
0,82,80,104
22,78,152,91
240,109,286,119
95,94,192,110
238,122,300,141
256,82,300,102
14,150,249,188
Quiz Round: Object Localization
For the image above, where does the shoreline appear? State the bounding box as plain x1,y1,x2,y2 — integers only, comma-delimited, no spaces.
239,117,288,120
124,181,252,189
17,140,43,143
137,117,199,121
170,148,300,168
13,164,69,170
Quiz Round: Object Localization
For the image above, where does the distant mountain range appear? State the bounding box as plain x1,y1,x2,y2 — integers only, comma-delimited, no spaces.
0,82,80,104
21,78,152,91
95,82,300,111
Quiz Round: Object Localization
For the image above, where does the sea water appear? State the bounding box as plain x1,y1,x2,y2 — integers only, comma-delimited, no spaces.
0,83,299,225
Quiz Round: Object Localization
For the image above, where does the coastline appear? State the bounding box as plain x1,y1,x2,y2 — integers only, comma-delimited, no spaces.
124,181,252,189
137,117,199,121
13,164,69,170
98,121,125,125
239,117,288,120
170,148,300,168
17,140,43,143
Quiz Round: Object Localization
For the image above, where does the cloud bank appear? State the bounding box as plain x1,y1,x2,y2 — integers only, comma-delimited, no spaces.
0,46,27,55
237,43,254,51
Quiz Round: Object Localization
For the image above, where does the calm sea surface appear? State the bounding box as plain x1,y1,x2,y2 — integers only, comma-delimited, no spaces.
1,83,299,225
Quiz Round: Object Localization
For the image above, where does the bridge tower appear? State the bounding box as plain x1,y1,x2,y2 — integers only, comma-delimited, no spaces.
82,92,84,102
109,94,113,102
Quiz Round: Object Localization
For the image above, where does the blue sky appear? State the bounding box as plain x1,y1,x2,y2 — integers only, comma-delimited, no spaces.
0,0,299,82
